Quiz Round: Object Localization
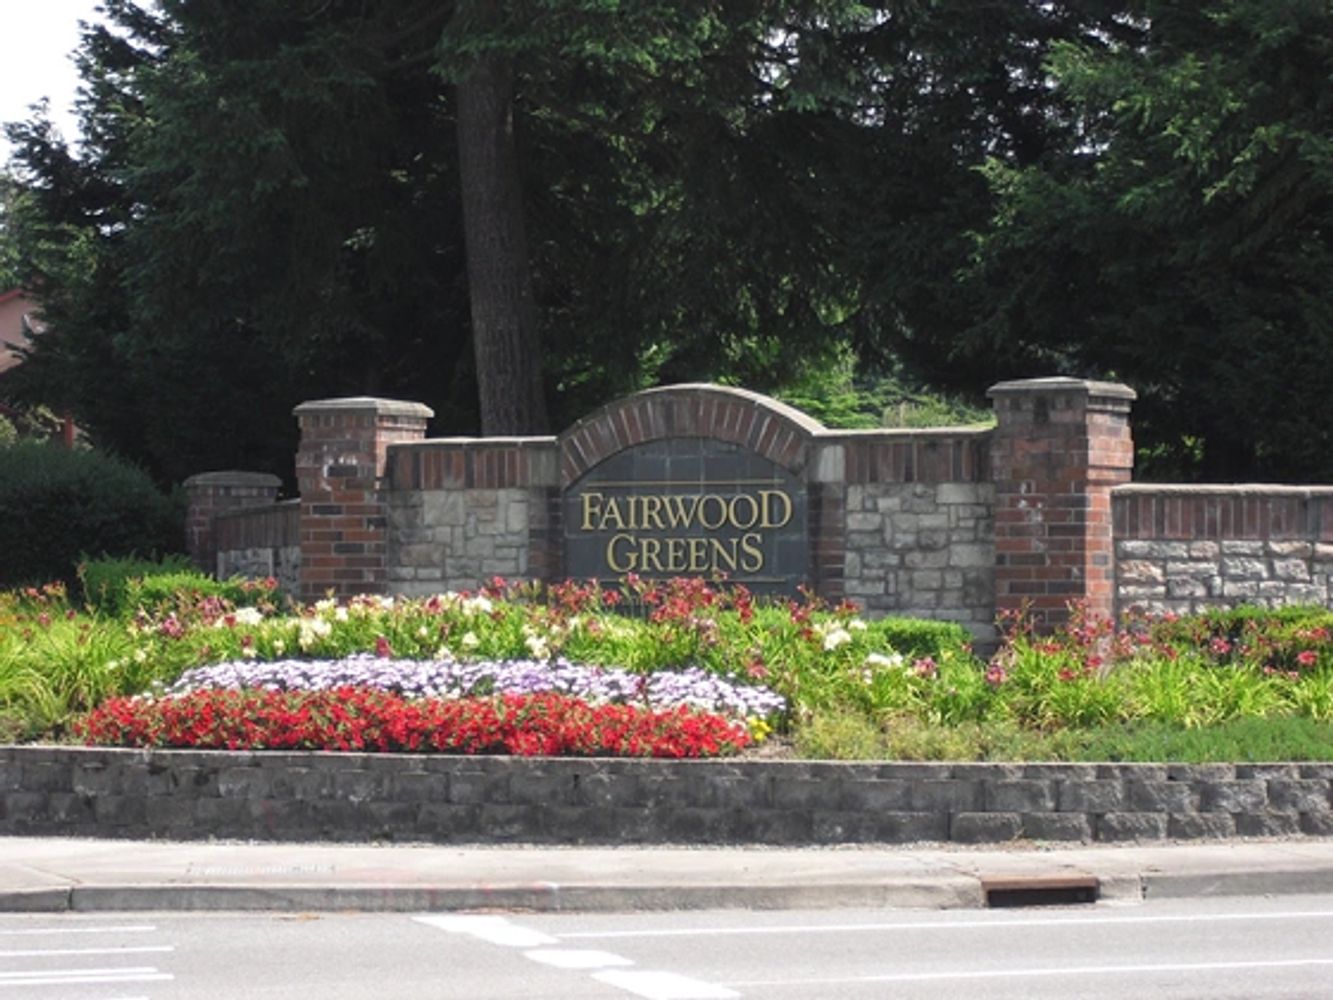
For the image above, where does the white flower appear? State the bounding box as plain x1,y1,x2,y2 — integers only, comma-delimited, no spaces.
241,646,257,659
314,598,336,614
462,595,493,617
272,639,285,655
133,648,148,664
234,607,264,626
822,628,852,651
417,625,430,638
864,651,905,670
524,634,551,661
460,631,480,650
848,619,868,631
334,607,349,622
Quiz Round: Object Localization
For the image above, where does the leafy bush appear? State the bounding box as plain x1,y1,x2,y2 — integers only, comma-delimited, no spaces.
79,554,272,618
0,443,181,588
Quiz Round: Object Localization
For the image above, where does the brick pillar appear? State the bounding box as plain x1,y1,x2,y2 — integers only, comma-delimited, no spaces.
988,377,1135,629
182,471,282,574
293,397,433,603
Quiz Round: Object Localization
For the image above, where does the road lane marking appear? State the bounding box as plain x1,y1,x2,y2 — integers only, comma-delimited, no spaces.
416,914,738,1000
0,926,157,937
560,907,1333,939
0,946,174,958
593,969,740,999
413,915,557,947
0,973,171,987
0,966,163,980
524,948,633,969
726,956,1333,988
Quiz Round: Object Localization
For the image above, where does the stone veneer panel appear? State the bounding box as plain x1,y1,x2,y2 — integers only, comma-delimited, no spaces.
843,482,996,636
1113,486,1333,616
388,487,534,595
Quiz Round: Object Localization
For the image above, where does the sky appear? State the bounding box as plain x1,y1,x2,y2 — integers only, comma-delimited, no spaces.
1,0,106,160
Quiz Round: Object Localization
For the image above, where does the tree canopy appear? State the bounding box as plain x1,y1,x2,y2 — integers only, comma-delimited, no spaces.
2,0,1330,484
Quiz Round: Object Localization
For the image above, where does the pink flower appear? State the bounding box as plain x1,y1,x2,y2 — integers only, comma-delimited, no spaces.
1296,650,1318,668
375,635,394,659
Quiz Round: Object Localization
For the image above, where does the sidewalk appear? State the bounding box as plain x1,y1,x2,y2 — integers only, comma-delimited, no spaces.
5,836,1333,914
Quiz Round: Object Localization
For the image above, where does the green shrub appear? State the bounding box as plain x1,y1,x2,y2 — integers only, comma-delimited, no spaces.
0,443,181,588
78,555,266,619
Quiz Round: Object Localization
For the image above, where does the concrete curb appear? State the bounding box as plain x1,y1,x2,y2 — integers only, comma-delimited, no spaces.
8,867,1333,914
0,877,983,914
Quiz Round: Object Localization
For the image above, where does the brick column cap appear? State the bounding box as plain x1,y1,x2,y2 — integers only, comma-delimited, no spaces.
293,397,434,420
183,470,282,490
987,376,1136,403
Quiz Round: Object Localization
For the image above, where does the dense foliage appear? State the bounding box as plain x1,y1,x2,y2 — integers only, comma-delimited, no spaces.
0,444,179,588
5,569,1333,760
5,2,1325,484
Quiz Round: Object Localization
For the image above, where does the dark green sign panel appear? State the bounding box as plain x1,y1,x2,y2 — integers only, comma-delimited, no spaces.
564,439,808,595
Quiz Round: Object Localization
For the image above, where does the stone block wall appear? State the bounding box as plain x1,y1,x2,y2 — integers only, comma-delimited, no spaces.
1113,486,1333,616
214,500,300,596
3,747,1330,845
836,430,995,634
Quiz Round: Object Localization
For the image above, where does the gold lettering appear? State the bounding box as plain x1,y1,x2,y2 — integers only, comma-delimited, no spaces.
739,532,764,572
597,496,626,531
665,537,688,572
698,495,728,530
711,537,738,573
688,537,710,573
728,494,759,529
759,490,792,529
581,492,604,531
606,533,636,573
641,495,665,531
662,495,700,529
641,537,664,573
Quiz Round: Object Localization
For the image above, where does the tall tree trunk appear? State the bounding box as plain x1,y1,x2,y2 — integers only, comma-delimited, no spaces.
456,52,549,434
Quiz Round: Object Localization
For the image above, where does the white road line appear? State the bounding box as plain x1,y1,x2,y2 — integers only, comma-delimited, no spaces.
593,969,740,999
0,946,174,958
0,926,157,937
523,948,633,970
413,915,558,947
0,966,163,980
0,973,171,987
559,907,1333,940
726,956,1333,988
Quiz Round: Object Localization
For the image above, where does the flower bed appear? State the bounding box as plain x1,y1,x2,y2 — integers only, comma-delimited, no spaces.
76,689,752,757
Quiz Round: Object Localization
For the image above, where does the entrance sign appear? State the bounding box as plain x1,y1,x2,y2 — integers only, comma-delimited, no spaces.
564,439,808,594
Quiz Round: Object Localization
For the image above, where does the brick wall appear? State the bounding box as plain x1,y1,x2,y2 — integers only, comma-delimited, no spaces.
3,747,1329,844
214,500,301,595
1114,486,1333,615
183,379,1147,633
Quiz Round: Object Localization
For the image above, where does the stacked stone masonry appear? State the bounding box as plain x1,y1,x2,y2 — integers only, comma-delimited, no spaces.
1113,486,1333,616
842,481,995,631
3,748,1330,845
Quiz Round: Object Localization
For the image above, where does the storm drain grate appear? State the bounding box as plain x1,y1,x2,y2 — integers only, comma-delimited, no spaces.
982,875,1100,908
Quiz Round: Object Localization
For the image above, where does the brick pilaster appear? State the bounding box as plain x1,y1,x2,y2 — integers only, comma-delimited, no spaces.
182,471,282,574
988,377,1135,629
293,397,432,603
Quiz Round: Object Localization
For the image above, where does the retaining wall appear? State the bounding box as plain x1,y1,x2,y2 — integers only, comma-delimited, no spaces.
3,747,1331,845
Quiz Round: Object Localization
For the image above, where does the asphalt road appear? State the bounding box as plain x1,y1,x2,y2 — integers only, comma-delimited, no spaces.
6,896,1333,999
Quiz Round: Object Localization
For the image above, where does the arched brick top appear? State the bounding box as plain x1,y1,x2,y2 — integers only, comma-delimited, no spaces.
557,384,825,485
